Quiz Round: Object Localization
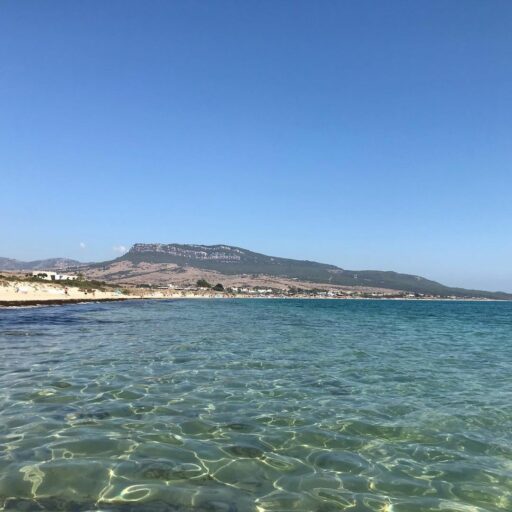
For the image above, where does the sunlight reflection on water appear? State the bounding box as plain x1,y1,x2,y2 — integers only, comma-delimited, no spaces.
0,299,511,511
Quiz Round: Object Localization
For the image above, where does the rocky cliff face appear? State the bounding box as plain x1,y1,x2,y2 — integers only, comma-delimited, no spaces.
130,243,248,262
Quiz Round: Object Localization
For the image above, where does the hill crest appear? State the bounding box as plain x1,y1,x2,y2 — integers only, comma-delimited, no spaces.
0,257,83,271
109,243,510,300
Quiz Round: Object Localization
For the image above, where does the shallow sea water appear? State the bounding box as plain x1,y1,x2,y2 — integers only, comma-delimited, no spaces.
0,299,511,511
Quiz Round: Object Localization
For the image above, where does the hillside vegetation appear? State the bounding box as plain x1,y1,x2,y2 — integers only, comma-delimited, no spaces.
101,243,512,300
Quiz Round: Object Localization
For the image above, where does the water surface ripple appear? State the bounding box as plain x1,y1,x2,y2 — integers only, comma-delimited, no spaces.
1,299,511,511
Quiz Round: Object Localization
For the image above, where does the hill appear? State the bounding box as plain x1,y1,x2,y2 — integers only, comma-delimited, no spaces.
0,257,83,271
95,243,511,299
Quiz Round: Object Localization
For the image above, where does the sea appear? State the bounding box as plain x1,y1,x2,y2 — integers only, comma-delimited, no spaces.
0,299,511,511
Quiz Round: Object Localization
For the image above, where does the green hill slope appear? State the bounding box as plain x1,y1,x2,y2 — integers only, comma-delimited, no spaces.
106,243,511,299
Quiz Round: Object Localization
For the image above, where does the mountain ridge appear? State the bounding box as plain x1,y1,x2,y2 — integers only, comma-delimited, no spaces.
104,243,510,299
0,257,84,271
3,244,510,299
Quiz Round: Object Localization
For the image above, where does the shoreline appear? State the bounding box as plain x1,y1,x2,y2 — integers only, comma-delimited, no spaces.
1,295,506,308
1,278,507,308
0,297,130,307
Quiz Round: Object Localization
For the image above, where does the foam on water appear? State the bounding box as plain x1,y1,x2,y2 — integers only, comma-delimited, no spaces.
0,299,511,511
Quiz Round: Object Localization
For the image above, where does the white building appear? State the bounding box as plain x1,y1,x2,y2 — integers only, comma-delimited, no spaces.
32,271,78,281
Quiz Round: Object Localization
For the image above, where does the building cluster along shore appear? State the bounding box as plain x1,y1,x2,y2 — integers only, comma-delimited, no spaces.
0,271,500,307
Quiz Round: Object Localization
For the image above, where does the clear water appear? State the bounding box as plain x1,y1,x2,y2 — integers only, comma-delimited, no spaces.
1,299,511,511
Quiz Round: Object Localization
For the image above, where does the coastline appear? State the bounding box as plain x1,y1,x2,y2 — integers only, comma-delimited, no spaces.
1,295,504,308
0,297,129,307
1,278,506,308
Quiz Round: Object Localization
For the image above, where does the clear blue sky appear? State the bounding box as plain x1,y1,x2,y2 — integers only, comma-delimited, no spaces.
1,1,511,291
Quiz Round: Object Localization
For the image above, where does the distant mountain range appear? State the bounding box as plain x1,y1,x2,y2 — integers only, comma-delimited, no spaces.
103,243,509,299
0,257,83,271
2,244,510,299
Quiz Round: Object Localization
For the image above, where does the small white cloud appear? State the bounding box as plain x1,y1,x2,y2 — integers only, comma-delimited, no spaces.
79,242,86,249
113,245,127,254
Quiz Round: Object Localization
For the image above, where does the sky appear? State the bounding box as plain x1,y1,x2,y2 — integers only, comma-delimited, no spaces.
1,1,511,292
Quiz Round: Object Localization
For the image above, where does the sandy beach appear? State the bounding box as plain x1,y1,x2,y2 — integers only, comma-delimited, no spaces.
0,279,232,306
1,277,497,307
0,280,130,305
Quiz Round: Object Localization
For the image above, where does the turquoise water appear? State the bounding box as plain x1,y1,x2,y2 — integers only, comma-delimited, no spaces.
1,299,511,511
